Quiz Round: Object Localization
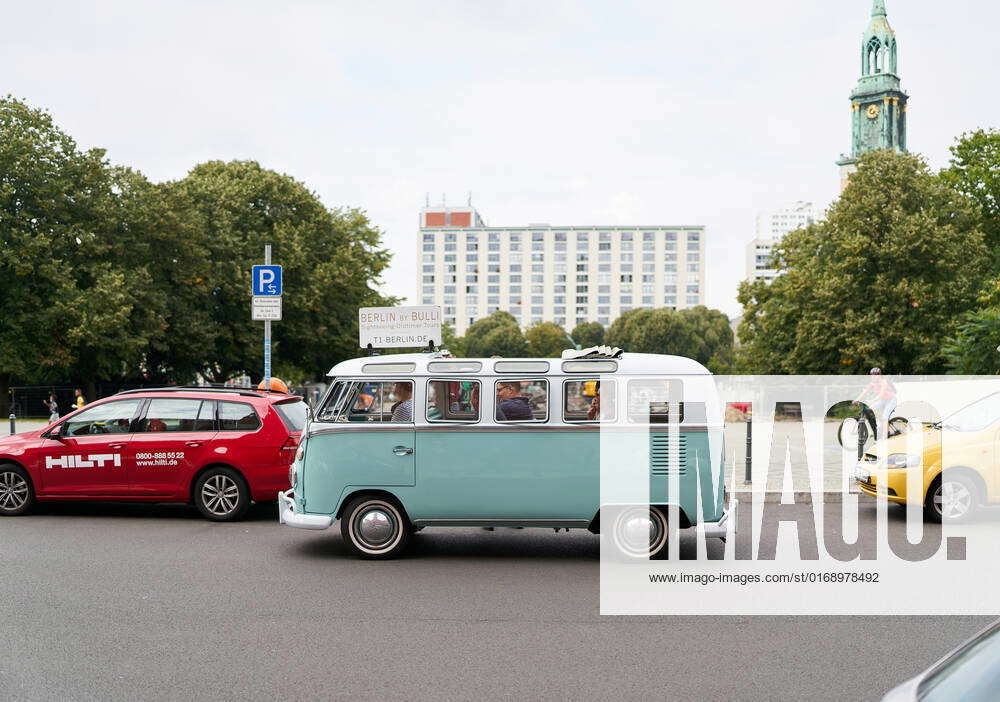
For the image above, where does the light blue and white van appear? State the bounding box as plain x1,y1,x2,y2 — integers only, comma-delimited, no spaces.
279,349,733,558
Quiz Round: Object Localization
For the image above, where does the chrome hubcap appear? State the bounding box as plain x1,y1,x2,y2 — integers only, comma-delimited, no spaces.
201,475,240,515
0,471,28,511
614,508,666,557
357,509,395,546
936,482,972,520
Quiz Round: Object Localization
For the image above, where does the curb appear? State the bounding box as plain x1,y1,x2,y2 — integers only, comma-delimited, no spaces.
725,491,876,504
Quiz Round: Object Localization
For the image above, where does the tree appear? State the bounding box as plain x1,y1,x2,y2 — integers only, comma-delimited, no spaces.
606,308,698,358
571,321,605,348
164,160,394,383
940,129,1000,262
0,97,165,408
525,322,573,358
943,279,1000,374
440,321,465,357
463,311,526,357
678,306,735,370
738,150,988,374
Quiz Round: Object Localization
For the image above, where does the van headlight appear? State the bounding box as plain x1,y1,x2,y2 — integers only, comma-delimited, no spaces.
289,463,299,489
886,453,921,469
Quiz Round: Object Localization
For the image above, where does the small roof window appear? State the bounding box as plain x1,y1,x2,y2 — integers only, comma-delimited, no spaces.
562,360,618,373
494,361,549,373
362,362,416,374
427,360,483,373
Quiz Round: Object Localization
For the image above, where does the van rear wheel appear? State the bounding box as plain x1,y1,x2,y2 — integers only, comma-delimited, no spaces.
341,497,411,559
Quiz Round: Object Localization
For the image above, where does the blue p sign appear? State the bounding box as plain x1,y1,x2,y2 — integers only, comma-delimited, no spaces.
252,265,282,296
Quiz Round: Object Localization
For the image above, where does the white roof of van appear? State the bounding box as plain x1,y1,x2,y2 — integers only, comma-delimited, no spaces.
327,352,710,377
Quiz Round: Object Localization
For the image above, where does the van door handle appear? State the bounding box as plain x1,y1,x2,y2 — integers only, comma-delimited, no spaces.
392,446,414,456
185,441,203,447
108,443,126,449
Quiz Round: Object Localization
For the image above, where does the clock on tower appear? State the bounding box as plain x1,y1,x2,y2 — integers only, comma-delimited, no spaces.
836,0,909,192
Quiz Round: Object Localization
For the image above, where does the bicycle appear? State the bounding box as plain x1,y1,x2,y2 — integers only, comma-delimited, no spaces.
837,403,909,451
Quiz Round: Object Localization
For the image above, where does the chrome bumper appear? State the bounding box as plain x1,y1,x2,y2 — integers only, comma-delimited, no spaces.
701,499,738,540
278,490,333,530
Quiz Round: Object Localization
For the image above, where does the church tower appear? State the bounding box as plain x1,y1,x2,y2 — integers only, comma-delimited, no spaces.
837,0,909,191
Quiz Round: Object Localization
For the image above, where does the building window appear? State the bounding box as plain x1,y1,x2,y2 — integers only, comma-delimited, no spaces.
686,295,699,305
621,232,633,241
621,242,633,251
532,242,544,252
423,254,435,262
687,264,700,273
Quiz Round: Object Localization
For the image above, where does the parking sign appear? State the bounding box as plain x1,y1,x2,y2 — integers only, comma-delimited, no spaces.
252,265,282,296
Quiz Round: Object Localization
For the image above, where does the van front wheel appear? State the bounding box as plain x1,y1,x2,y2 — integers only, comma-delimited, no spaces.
341,497,411,559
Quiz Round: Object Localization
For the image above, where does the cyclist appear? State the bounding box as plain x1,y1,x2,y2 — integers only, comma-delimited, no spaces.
853,367,897,438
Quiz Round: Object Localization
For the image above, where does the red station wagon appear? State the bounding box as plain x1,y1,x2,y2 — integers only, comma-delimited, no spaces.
0,387,305,521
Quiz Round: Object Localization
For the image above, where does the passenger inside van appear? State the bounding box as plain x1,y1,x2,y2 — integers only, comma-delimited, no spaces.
496,382,532,421
389,382,413,423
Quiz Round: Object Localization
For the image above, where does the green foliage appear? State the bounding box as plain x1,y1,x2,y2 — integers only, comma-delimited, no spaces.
940,129,1000,261
525,322,573,358
604,306,733,367
440,321,465,357
570,321,605,348
162,161,393,383
943,278,1000,374
0,97,163,393
738,150,988,374
0,97,394,401
462,311,526,358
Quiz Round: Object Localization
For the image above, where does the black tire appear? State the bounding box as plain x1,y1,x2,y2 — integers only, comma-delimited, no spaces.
341,496,411,559
193,467,250,522
924,473,978,524
0,463,34,517
837,417,870,450
610,505,669,560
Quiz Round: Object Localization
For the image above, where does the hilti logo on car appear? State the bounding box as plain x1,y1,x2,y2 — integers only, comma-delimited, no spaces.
45,454,122,469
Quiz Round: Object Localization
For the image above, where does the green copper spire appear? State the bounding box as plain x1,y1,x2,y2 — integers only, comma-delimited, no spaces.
837,0,909,190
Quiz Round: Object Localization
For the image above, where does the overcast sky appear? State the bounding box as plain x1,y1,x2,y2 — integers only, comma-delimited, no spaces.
5,0,998,316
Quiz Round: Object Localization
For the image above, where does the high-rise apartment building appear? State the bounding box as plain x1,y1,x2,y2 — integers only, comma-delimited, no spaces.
418,205,706,335
745,201,820,283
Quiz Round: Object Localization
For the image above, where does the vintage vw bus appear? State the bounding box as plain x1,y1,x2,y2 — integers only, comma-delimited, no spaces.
279,349,733,558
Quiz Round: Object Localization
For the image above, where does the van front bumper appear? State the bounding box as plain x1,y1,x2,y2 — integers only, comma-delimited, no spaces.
278,490,333,530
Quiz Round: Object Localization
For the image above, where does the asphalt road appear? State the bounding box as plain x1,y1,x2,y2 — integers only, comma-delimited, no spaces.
0,501,990,702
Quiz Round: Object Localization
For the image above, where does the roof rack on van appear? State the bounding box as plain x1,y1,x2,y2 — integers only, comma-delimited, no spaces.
115,386,266,398
561,346,624,360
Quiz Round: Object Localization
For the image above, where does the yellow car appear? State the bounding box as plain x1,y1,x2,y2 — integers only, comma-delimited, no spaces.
855,392,1000,523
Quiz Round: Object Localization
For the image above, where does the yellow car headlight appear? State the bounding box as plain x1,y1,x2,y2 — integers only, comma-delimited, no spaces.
886,453,921,469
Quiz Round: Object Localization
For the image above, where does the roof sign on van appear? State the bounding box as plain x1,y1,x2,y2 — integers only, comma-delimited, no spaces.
494,360,550,373
362,362,417,374
427,361,483,373
562,360,618,373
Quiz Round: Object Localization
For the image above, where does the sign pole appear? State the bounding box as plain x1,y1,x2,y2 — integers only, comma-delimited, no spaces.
263,244,271,391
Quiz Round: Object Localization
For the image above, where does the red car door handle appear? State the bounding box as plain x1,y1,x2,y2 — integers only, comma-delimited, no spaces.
108,443,126,449
185,441,203,447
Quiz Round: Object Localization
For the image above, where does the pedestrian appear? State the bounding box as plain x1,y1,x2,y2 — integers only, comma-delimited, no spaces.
73,388,86,410
43,394,59,422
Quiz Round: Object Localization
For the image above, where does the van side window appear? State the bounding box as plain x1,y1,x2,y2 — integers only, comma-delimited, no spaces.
495,379,548,423
219,402,262,431
627,379,683,423
563,379,615,422
321,381,414,423
426,380,480,423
